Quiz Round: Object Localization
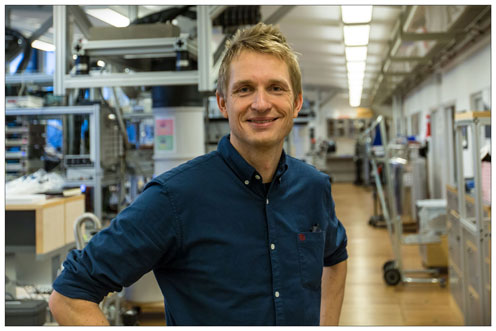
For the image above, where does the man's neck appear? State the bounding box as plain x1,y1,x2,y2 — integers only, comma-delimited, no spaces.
230,138,283,184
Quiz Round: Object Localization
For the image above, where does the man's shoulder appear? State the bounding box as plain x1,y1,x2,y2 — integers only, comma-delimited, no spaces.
286,155,330,183
148,151,221,188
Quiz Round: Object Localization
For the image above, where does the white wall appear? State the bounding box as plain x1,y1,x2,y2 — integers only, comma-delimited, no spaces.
403,41,490,198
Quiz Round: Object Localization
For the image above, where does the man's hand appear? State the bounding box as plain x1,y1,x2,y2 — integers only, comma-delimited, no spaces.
49,290,110,326
320,260,347,326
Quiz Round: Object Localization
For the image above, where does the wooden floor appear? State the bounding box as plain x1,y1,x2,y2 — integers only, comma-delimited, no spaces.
334,183,463,326
137,183,464,326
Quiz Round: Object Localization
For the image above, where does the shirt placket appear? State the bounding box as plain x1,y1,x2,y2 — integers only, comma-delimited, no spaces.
264,174,286,325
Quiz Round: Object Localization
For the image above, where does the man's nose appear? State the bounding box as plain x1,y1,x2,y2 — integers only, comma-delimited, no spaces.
251,89,271,112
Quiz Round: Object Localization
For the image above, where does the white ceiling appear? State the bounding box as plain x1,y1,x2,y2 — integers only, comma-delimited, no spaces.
261,6,402,102
6,5,490,108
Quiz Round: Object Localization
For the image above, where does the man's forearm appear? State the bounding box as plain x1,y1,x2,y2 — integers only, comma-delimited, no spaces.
49,290,110,326
320,260,347,326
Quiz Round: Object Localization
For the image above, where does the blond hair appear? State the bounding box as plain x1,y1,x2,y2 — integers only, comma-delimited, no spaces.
217,22,302,101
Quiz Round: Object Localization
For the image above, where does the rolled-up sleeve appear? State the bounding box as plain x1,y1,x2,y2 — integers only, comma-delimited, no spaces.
323,184,348,267
52,181,181,303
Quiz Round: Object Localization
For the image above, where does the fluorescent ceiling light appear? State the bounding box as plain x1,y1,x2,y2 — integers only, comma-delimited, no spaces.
349,98,361,107
86,8,130,27
349,87,363,96
345,46,368,62
348,80,363,89
348,71,365,81
341,6,373,24
343,25,370,46
347,61,366,73
31,40,55,52
349,90,362,107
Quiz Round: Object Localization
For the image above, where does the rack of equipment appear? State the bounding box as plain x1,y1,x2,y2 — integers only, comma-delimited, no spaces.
447,111,491,325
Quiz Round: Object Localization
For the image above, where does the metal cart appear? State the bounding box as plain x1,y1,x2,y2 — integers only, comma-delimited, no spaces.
361,116,447,287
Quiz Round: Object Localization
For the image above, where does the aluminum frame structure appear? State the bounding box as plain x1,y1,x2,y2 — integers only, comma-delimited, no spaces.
53,5,218,93
453,111,491,325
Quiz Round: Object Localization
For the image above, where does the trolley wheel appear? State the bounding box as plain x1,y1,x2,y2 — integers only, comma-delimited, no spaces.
382,260,395,271
439,278,447,288
383,268,401,286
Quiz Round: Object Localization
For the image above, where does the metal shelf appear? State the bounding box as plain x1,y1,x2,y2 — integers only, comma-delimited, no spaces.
81,37,186,57
63,70,199,89
5,73,54,85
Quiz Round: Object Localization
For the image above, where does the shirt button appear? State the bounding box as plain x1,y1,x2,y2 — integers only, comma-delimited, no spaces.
255,175,261,180
275,291,280,298
266,199,269,205
271,243,275,250
244,180,249,185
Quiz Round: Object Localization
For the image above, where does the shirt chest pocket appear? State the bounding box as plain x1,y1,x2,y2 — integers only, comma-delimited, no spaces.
296,231,325,290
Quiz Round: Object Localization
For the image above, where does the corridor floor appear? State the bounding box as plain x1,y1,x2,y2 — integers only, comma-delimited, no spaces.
334,183,463,326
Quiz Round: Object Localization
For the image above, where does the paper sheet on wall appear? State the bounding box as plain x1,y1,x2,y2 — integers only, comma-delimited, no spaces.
155,117,176,152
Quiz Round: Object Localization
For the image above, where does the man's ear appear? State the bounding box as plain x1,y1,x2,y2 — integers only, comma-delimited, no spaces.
293,93,303,118
216,91,229,119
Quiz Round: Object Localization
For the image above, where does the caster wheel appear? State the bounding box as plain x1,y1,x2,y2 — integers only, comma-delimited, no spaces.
383,260,395,271
384,268,401,286
439,278,447,288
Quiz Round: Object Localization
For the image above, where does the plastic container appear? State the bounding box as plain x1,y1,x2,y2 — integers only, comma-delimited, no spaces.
5,300,47,326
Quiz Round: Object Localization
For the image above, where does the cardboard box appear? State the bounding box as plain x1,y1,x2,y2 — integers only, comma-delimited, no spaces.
420,234,448,268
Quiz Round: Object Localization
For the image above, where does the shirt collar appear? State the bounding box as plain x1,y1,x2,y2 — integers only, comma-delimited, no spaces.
218,134,288,183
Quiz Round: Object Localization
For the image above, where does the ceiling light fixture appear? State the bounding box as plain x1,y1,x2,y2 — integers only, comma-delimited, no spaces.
343,25,370,46
342,5,373,108
86,8,130,27
31,40,55,52
345,46,368,62
347,61,366,73
341,5,373,24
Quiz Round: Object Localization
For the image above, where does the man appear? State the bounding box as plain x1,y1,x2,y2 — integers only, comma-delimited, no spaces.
49,22,348,326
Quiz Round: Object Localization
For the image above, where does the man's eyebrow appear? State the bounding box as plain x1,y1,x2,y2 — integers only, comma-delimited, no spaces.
231,79,290,90
267,79,290,89
231,80,253,90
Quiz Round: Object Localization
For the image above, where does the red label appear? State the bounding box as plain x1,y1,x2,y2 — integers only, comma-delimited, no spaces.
298,233,306,241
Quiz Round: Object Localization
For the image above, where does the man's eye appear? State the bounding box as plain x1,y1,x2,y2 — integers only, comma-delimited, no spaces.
270,85,284,92
235,87,251,94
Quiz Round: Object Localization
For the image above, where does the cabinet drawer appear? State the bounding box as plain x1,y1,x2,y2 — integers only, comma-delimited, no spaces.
449,263,464,315
463,228,482,293
466,285,484,325
447,215,461,268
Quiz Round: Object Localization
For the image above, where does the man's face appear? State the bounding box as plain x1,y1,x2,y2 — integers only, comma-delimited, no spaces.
217,50,303,153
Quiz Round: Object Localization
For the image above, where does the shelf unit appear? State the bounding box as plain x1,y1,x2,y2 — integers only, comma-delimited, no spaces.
5,123,45,180
5,105,112,220
447,111,491,325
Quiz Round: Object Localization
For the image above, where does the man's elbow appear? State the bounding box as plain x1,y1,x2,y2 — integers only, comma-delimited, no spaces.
48,290,68,320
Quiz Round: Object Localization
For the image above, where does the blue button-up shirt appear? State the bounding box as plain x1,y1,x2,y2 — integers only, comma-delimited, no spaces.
53,135,348,325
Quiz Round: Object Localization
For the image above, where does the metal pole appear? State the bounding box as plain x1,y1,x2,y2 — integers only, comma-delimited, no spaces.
454,125,466,219
454,122,467,319
128,6,138,22
471,120,483,229
91,104,102,219
54,6,67,96
197,5,213,92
